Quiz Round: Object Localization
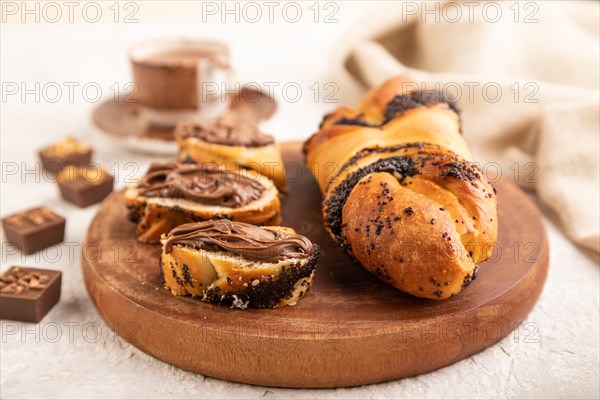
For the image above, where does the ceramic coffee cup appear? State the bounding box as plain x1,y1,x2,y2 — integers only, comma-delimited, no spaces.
129,38,231,128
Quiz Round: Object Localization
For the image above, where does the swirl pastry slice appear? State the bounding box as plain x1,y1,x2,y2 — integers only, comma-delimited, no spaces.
125,161,280,243
160,220,320,308
304,77,498,300
175,119,287,191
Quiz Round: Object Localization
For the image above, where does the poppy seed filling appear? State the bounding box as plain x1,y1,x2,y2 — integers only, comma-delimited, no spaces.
331,90,461,128
325,156,418,242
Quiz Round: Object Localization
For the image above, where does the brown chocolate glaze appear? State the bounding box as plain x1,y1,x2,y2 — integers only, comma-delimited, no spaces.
163,220,314,262
176,119,274,147
137,162,264,208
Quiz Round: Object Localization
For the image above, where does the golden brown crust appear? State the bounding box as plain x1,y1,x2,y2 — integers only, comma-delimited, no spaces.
304,76,498,300
323,144,497,262
318,76,415,129
342,173,477,300
307,104,471,193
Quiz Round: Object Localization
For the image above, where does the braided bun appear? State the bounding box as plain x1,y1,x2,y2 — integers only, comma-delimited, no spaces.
304,77,497,299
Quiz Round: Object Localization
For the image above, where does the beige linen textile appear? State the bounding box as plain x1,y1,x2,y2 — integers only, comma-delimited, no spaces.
332,0,599,252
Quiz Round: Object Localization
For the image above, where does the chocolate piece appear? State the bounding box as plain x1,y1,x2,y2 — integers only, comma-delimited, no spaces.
163,219,314,262
2,207,65,254
57,165,114,207
0,267,61,323
137,161,265,208
38,137,92,173
176,119,275,147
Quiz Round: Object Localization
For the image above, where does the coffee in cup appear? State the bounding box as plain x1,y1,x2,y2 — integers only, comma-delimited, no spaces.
129,38,231,128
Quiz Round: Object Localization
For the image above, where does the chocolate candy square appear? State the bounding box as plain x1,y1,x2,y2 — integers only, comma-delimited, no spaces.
39,137,92,173
0,267,62,323
2,207,65,254
57,165,114,207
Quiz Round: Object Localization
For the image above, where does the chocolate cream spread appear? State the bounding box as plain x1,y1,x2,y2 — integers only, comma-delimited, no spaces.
176,120,274,147
163,220,314,262
137,162,264,208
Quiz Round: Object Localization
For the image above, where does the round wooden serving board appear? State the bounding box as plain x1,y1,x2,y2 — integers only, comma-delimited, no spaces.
82,142,549,388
